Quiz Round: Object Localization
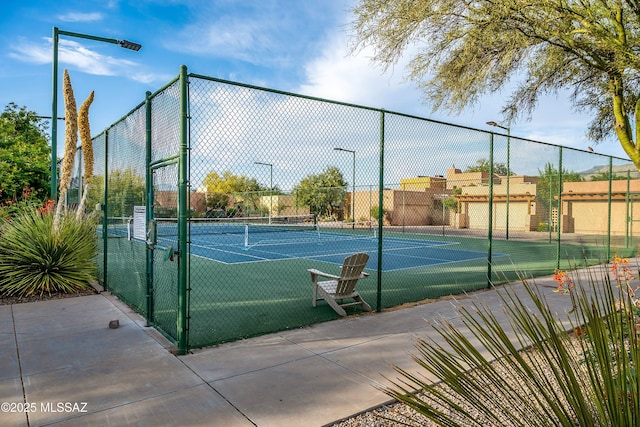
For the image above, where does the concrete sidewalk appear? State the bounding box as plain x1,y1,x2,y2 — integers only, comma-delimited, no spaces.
0,265,606,427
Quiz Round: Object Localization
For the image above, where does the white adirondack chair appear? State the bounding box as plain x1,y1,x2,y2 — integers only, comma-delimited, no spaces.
308,253,372,316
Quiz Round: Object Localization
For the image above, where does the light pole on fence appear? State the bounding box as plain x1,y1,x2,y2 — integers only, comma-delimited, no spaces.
254,162,273,223
334,147,355,229
51,26,141,199
487,121,511,240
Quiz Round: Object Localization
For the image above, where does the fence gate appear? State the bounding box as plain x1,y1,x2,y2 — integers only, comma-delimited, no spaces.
142,68,190,353
147,161,181,344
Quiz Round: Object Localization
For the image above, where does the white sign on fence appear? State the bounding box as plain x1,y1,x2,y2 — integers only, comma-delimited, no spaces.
133,206,146,241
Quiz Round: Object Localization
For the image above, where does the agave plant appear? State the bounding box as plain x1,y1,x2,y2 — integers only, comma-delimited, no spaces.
381,261,640,426
0,208,97,297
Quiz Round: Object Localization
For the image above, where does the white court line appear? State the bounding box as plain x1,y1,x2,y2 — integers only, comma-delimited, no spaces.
181,236,490,272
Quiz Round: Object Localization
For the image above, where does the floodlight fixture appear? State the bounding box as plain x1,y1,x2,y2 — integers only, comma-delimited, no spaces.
486,121,509,131
118,39,142,51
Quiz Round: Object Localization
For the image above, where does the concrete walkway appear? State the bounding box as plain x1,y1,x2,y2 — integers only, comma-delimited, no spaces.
0,263,616,427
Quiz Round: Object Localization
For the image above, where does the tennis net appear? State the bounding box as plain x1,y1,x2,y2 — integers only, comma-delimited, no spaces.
154,214,317,238
110,214,377,249
105,216,133,239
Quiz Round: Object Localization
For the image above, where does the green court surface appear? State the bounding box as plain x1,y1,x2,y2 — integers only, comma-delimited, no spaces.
101,230,630,348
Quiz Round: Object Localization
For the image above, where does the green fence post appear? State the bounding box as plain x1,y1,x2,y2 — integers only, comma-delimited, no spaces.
626,169,631,248
548,172,553,244
51,27,59,199
487,133,494,288
506,127,510,240
401,183,405,233
369,185,373,227
102,129,109,290
556,148,563,270
606,158,613,262
376,110,385,312
145,91,153,326
177,65,189,355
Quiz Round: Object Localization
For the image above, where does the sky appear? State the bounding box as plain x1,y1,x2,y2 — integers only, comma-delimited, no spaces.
0,0,632,165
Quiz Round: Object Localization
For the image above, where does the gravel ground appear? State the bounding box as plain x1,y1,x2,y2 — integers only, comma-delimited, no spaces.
0,287,97,305
329,402,432,426
329,334,584,427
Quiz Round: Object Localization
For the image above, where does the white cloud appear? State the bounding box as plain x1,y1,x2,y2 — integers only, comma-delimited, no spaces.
57,12,103,22
180,29,631,193
297,30,632,161
7,39,50,64
59,39,138,75
184,18,269,58
8,37,169,85
130,72,174,85
165,1,345,70
298,33,425,113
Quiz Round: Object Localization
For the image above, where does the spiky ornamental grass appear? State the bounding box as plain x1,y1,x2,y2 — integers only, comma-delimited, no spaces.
381,263,640,427
0,208,97,297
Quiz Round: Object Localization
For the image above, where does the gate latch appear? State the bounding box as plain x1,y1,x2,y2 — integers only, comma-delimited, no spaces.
165,245,178,262
146,220,157,249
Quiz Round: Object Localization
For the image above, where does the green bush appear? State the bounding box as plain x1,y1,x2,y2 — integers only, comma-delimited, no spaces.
370,205,379,220
537,221,550,232
442,197,458,212
382,261,640,426
0,209,97,297
370,205,387,222
0,197,43,220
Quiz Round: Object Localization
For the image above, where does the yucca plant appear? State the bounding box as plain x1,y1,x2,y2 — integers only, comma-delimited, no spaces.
53,69,78,231
0,208,97,297
76,90,94,219
381,261,640,426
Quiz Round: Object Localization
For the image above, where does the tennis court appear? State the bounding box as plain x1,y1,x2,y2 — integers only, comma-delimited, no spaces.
103,224,608,348
149,215,501,271
104,212,617,350
91,69,639,353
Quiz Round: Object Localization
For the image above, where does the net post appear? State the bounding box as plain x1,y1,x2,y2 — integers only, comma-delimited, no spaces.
127,217,133,240
314,213,321,240
244,224,249,248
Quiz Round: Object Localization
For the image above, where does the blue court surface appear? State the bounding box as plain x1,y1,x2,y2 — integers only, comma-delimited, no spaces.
158,230,502,272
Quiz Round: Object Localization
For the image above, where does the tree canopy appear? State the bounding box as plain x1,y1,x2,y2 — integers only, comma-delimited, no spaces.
91,169,145,218
292,166,347,217
590,171,627,181
536,162,584,215
0,103,50,203
464,159,509,175
351,0,640,168
202,170,267,211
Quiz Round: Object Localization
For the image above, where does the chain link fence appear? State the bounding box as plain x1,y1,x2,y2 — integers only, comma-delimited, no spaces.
89,66,638,353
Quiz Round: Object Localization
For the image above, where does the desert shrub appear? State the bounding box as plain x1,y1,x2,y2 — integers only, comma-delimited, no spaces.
0,208,97,297
537,221,550,232
381,260,640,426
